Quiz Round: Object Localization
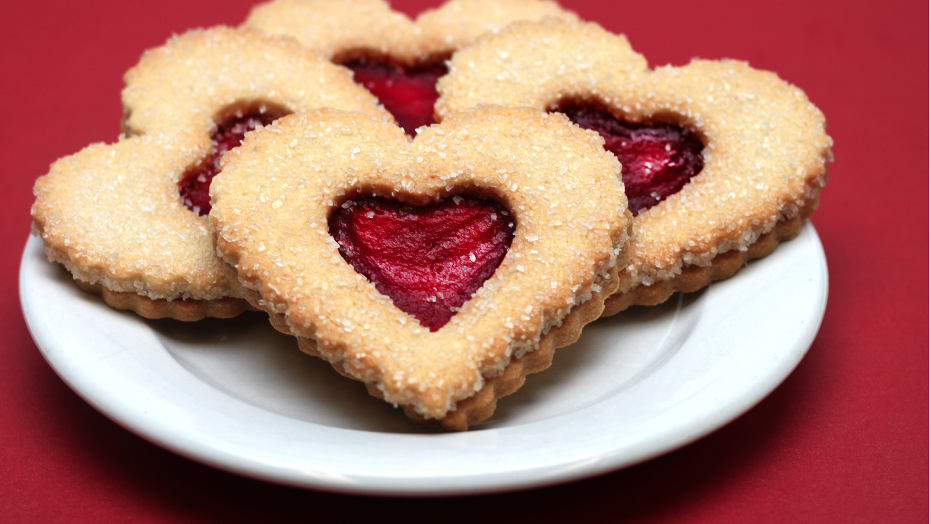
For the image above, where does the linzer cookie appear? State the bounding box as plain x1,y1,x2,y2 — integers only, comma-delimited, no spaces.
437,20,832,314
31,27,391,321
209,106,630,430
244,0,578,135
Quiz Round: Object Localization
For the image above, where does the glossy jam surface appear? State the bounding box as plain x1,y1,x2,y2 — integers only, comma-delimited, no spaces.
179,110,279,215
329,196,515,331
558,104,704,216
341,56,447,137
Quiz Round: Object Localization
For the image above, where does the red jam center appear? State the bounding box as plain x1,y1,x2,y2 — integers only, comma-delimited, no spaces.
340,56,447,137
557,103,704,216
329,196,515,331
179,109,280,215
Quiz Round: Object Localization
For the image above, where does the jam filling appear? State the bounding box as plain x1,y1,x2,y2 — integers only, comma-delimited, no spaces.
179,108,281,215
340,56,447,137
329,196,515,331
556,103,704,216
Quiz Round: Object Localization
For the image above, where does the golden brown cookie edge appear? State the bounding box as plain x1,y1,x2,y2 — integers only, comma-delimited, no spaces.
73,279,253,321
603,191,820,316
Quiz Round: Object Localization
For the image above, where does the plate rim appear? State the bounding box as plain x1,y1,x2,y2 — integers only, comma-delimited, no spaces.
19,223,828,496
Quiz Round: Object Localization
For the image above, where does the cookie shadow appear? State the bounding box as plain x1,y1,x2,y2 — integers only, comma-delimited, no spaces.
148,312,438,433
478,290,703,428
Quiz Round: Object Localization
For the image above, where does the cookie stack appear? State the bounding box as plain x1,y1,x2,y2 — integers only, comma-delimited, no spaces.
30,0,831,430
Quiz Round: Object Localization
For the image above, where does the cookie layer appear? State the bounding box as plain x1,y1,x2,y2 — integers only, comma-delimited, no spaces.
438,20,832,312
32,27,391,318
210,106,629,423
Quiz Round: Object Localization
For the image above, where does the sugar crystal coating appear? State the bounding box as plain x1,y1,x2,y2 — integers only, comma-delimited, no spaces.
245,0,424,61
415,0,579,51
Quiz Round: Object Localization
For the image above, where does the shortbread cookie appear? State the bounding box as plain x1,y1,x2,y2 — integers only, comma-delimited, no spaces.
31,27,391,320
437,20,832,314
245,0,578,135
210,106,630,429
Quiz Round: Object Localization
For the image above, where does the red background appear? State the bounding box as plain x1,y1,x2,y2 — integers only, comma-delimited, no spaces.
2,0,927,521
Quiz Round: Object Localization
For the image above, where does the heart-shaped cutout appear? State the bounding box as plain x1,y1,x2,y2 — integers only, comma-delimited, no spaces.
330,196,514,331
210,106,630,429
437,19,832,315
555,102,704,216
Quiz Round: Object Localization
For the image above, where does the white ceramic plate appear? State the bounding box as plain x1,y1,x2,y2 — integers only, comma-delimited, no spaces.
20,223,827,496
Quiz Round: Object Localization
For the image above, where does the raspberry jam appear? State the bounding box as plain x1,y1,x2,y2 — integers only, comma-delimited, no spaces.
339,56,447,137
179,108,282,215
557,103,704,215
329,196,515,331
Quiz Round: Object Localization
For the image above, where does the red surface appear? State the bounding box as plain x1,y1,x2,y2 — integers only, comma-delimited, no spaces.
2,0,927,521
330,196,514,332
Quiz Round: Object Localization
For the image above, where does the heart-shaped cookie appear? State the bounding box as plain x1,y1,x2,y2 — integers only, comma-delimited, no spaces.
31,27,391,320
437,20,832,314
209,106,630,429
244,0,579,135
